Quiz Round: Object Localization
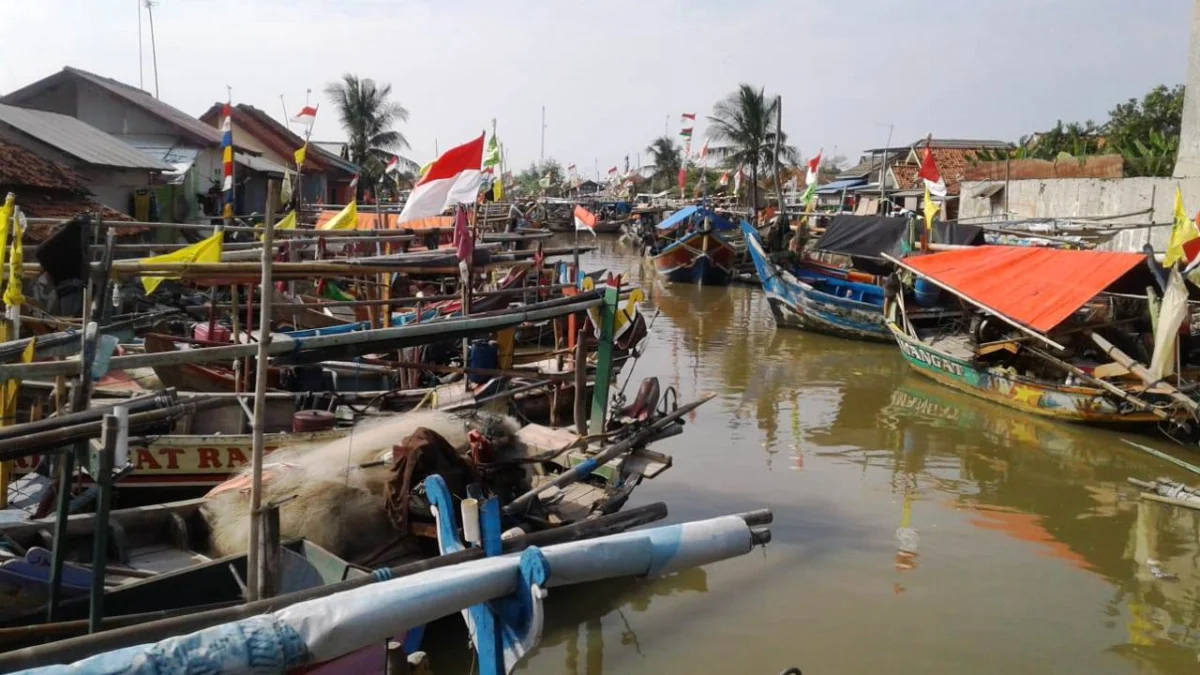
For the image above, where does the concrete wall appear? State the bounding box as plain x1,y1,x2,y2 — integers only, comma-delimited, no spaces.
958,177,1200,252
73,82,176,141
1176,0,1200,177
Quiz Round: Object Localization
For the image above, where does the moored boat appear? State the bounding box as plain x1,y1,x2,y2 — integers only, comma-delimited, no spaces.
650,206,740,285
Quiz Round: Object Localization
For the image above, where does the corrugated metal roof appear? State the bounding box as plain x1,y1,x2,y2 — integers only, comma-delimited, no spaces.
0,103,172,171
816,178,865,194
235,152,286,176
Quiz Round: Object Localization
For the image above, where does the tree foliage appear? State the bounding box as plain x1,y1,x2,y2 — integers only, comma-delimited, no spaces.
645,136,682,192
323,74,414,192
706,84,798,209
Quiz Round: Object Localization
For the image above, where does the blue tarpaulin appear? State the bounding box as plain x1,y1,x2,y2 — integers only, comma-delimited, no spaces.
656,206,736,231
815,178,865,194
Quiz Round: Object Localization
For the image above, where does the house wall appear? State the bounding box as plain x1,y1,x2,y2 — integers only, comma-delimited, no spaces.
958,177,1200,252
73,82,178,144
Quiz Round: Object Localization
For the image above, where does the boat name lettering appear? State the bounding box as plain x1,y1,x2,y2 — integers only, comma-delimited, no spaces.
899,341,965,376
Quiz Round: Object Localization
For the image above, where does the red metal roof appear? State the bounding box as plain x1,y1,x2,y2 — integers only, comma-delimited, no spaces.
902,245,1145,333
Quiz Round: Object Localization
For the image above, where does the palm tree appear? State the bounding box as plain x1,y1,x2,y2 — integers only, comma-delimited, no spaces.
706,84,798,210
645,136,682,192
323,74,414,194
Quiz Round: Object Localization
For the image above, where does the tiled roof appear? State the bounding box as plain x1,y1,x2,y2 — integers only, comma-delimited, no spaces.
22,197,135,243
928,148,981,195
891,164,920,191
0,139,87,190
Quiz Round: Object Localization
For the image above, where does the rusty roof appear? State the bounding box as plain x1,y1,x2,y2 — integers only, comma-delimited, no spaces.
199,103,357,177
0,139,87,190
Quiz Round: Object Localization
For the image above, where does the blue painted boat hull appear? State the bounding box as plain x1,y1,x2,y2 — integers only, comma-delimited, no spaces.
741,223,891,342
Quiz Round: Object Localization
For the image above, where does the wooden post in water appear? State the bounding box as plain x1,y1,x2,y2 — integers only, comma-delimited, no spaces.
256,503,281,600
246,180,278,602
588,278,618,436
87,413,118,633
574,328,588,435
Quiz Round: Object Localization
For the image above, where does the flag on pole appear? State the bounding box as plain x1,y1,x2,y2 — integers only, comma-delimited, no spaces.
574,205,597,236
734,165,743,195
453,204,473,282
294,144,307,169
493,177,504,201
349,173,360,189
3,209,25,309
680,113,695,139
719,171,729,187
291,105,318,131
398,133,485,223
1165,187,1200,267
319,200,359,231
805,149,823,186
538,172,552,189
140,233,224,294
917,142,947,198
922,184,939,234
607,166,618,178
220,103,234,219
699,139,709,166
386,156,400,174
281,169,294,204
484,134,501,168
677,167,686,191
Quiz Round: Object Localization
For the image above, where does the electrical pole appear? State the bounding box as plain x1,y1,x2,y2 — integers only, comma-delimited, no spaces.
145,0,160,99
137,0,144,90
540,106,546,165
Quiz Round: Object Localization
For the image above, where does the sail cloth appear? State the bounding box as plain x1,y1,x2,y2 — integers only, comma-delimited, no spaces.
901,245,1145,333
814,215,984,259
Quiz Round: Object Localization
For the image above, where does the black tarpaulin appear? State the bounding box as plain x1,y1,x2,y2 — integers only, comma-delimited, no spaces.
814,215,984,259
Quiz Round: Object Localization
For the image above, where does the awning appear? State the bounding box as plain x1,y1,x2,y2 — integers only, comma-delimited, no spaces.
900,245,1146,333
656,206,735,231
815,215,984,259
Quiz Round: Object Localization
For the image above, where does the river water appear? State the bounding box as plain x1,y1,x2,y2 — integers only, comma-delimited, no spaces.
459,236,1200,674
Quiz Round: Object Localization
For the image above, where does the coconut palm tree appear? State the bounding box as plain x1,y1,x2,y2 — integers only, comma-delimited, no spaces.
323,74,414,194
645,136,682,192
706,84,798,210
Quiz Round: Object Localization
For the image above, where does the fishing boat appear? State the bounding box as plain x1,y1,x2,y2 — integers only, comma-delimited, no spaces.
885,245,1200,431
741,216,984,341
650,206,740,285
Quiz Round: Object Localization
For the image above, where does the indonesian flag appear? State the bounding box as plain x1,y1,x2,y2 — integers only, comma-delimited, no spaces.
349,172,360,189
680,113,695,138
699,139,709,166
574,205,597,237
386,156,399,174
398,133,484,223
291,105,318,130
806,149,822,186
607,166,618,177
733,165,743,194
719,171,729,187
568,163,577,177
918,144,947,198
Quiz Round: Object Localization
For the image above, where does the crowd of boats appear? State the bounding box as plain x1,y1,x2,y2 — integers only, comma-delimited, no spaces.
0,194,773,674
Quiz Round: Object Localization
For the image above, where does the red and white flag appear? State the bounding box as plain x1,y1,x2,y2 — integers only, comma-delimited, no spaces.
386,156,399,174
452,204,473,282
680,113,695,139
291,105,318,130
806,149,823,186
398,133,485,223
699,139,709,166
918,143,947,198
719,171,730,187
349,172,360,189
733,165,743,194
607,166,618,176
574,205,597,237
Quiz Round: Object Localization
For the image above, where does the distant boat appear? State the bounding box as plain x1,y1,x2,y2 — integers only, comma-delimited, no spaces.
650,206,739,285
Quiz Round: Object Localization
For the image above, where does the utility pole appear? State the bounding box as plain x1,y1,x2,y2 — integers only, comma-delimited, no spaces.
137,0,144,90
540,106,546,165
878,122,894,215
145,0,160,99
664,115,669,137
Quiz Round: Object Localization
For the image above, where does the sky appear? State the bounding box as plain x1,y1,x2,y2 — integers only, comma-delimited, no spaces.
0,0,1192,176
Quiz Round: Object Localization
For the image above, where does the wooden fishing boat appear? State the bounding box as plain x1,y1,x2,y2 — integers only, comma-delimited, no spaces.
741,216,984,341
886,245,1194,428
650,206,740,285
742,222,891,341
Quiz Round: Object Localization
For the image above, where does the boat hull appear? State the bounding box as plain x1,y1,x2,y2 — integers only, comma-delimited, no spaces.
741,223,890,342
888,322,1162,424
651,231,736,285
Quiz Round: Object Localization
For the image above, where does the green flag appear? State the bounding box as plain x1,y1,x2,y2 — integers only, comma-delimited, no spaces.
484,135,501,168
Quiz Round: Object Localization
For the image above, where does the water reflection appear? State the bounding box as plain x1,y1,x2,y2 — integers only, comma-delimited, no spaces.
513,236,1200,674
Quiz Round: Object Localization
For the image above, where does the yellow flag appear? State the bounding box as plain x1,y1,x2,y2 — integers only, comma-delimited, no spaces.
922,184,938,234
3,210,25,309
319,200,358,231
493,178,504,202
140,233,224,294
0,194,13,283
419,160,434,179
294,144,307,168
1165,187,1199,268
257,211,296,241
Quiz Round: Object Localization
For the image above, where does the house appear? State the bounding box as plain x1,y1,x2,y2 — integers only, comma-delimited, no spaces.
0,103,172,221
0,139,135,242
1,67,280,222
882,139,1011,219
199,105,359,206
816,147,905,212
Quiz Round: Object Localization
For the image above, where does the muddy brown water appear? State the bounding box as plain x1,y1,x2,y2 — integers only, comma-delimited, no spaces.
440,236,1200,674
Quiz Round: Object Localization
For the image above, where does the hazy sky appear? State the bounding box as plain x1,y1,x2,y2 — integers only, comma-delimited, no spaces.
0,0,1192,175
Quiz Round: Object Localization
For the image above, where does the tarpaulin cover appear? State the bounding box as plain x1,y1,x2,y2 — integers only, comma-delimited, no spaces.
814,215,985,258
902,245,1146,333
656,206,735,231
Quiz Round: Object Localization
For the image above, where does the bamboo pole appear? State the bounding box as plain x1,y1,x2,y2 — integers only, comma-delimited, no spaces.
1089,331,1200,416
246,180,278,602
